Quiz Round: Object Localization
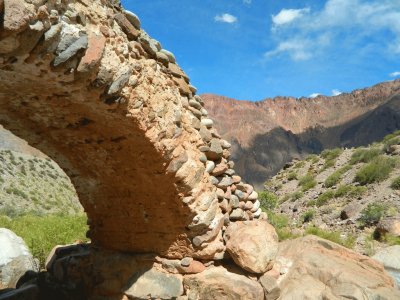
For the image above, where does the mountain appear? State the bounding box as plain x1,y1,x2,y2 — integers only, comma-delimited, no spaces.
203,79,400,188
262,130,400,258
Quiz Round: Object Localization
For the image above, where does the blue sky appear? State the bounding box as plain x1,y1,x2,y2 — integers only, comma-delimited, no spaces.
122,0,400,101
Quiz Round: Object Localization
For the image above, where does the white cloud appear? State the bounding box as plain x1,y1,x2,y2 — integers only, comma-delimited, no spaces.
332,89,342,96
265,39,312,61
389,71,400,77
272,8,310,26
266,0,400,61
214,13,238,24
309,93,320,98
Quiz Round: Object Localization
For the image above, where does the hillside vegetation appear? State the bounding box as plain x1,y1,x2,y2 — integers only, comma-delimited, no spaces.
0,149,81,216
262,130,400,255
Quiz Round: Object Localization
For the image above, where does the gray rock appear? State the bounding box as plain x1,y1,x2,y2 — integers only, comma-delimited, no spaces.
199,153,207,163
217,176,233,189
199,126,212,142
124,269,183,300
201,118,213,128
235,189,247,200
229,208,245,221
259,274,281,300
108,67,132,95
209,176,219,185
0,229,39,288
221,140,231,149
230,195,240,209
124,10,141,29
139,31,161,57
160,49,176,63
206,139,223,161
181,257,193,267
53,34,88,66
189,99,202,110
206,161,215,173
225,169,235,176
373,245,400,287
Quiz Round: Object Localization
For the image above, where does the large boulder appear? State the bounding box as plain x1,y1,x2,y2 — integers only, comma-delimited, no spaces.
275,235,400,299
0,228,38,289
224,220,278,273
373,245,400,287
183,266,264,300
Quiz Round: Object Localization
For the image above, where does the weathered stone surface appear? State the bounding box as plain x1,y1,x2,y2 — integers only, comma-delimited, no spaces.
161,258,206,274
376,217,400,237
373,245,400,286
0,229,38,289
124,269,183,300
201,118,214,128
156,51,169,66
211,161,228,176
217,176,233,189
3,0,34,34
340,202,363,220
168,63,189,81
124,10,141,29
77,32,106,72
259,273,280,300
160,49,176,63
114,13,140,40
206,139,223,161
276,235,400,299
184,266,264,300
229,208,245,221
108,67,132,95
53,34,88,66
173,76,192,96
224,220,278,273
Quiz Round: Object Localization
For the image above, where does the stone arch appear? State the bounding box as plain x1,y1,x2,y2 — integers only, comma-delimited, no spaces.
0,0,262,260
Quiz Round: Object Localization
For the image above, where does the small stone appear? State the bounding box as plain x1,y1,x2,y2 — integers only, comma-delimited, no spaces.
169,63,189,81
189,107,202,119
199,153,207,163
206,139,223,161
230,195,239,209
216,188,225,200
225,169,235,176
230,208,246,221
259,274,281,300
206,161,215,173
221,140,231,149
181,257,193,267
209,176,219,185
124,10,141,29
199,146,210,152
173,76,192,96
217,176,233,190
160,49,176,63
200,108,208,116
235,189,247,200
115,13,139,40
211,162,228,176
251,200,261,213
189,84,197,94
53,34,88,66
189,99,202,110
77,32,106,73
244,201,253,211
253,208,262,218
232,175,241,184
199,126,212,142
248,191,258,201
224,187,231,200
108,67,132,95
220,198,230,213
201,118,214,128
156,51,169,66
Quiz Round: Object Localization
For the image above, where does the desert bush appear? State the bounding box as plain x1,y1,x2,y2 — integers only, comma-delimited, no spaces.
302,210,315,223
305,227,355,248
0,213,88,268
383,136,400,153
324,165,351,188
316,190,335,207
287,171,298,181
321,148,343,160
294,161,306,169
259,191,279,211
298,174,317,191
390,176,400,190
382,130,400,143
350,148,382,165
359,203,386,226
354,156,397,185
267,212,289,229
306,154,320,164
334,185,367,198
290,191,304,201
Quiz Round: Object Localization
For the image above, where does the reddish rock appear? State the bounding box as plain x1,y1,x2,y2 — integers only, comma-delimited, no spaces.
77,32,106,73
2,0,34,35
114,13,139,40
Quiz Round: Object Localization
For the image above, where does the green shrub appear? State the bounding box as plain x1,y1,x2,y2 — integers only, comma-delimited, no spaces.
390,176,400,190
290,191,304,201
316,190,335,206
307,200,317,207
259,191,279,211
334,185,367,198
350,148,382,165
0,213,88,268
321,148,343,160
294,161,306,169
383,137,400,153
305,227,355,248
359,203,386,226
354,156,397,185
324,165,352,188
298,174,317,191
267,212,289,229
302,210,315,223
382,130,400,143
275,228,301,241
306,154,320,164
287,171,298,181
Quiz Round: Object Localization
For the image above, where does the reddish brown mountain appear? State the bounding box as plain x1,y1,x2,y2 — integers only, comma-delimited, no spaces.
203,79,400,188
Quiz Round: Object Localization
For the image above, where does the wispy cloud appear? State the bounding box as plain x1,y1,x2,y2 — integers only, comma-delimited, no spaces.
266,0,400,61
243,0,251,4
332,89,342,96
265,38,312,61
389,71,400,77
272,8,310,26
215,13,238,24
309,93,320,98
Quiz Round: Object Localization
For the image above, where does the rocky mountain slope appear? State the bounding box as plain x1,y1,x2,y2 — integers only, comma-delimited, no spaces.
263,130,400,257
203,80,400,188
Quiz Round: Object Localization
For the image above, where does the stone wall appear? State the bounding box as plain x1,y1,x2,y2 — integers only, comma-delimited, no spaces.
0,0,262,260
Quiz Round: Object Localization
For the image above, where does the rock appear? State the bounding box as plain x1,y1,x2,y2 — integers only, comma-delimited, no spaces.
0,284,39,300
160,49,176,63
173,76,192,96
229,195,239,209
221,140,231,149
156,51,169,66
199,126,212,142
234,189,247,200
224,220,278,273
205,160,215,173
168,63,189,81
77,32,106,73
206,139,223,161
259,273,281,300
217,176,233,190
161,258,205,274
211,162,228,176
53,34,88,66
247,191,258,201
276,235,400,299
373,245,400,287
376,217,400,237
180,257,193,267
108,67,132,95
229,208,245,221
340,202,363,220
124,10,141,29
250,200,260,213
201,118,214,128
114,13,140,40
216,188,225,200
0,229,38,289
124,269,183,300
232,175,241,184
3,0,34,34
183,266,264,300
167,151,188,173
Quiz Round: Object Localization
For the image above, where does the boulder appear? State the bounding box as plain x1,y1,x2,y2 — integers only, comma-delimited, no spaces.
276,235,400,299
0,228,38,289
224,220,278,273
373,245,400,287
376,217,400,237
183,266,264,300
124,269,183,300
